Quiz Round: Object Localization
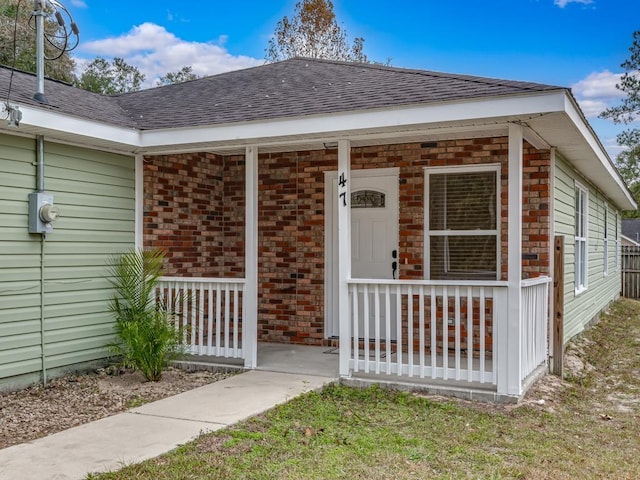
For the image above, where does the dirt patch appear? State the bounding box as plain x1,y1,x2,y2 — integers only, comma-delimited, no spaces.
0,366,238,449
564,335,596,378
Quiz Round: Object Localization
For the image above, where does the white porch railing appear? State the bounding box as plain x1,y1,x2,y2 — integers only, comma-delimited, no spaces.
156,277,246,359
346,279,508,385
520,276,551,380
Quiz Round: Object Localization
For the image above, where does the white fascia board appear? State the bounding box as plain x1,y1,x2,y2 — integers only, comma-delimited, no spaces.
17,104,141,148
562,94,636,210
522,126,550,150
139,91,568,149
622,234,640,246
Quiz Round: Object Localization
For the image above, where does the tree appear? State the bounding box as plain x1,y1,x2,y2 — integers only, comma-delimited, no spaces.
266,0,368,63
156,66,198,87
0,0,76,83
600,30,640,216
75,57,145,94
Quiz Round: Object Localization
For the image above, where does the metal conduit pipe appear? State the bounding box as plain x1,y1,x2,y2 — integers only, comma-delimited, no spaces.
36,134,47,386
40,234,47,386
33,0,50,385
37,135,45,192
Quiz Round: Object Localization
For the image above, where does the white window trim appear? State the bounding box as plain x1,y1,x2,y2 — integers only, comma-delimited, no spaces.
575,181,589,294
603,202,608,277
423,163,501,280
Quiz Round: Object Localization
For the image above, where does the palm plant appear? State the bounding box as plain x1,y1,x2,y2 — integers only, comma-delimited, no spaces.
107,248,184,381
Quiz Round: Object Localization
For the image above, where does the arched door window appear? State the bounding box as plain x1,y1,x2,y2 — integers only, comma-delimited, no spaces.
351,190,386,208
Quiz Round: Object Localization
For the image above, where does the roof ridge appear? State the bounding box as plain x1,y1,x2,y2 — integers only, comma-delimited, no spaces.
285,57,565,91
114,60,272,98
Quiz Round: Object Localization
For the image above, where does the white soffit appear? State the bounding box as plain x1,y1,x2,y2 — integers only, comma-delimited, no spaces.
11,104,140,148
527,93,635,210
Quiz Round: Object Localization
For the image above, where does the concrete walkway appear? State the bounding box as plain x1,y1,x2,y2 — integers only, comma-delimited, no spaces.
0,370,335,480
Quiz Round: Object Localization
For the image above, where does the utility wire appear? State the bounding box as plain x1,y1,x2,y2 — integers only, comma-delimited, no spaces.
27,0,79,61
4,0,23,107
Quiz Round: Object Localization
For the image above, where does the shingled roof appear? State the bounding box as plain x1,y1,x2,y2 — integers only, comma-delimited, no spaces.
1,57,564,131
116,58,564,130
0,67,138,128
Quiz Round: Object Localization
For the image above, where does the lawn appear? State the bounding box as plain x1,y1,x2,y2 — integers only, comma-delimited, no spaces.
89,298,640,479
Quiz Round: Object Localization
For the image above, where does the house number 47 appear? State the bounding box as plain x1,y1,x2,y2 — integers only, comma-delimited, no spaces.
338,173,348,207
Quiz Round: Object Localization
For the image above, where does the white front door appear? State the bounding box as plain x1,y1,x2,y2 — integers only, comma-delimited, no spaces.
325,168,399,339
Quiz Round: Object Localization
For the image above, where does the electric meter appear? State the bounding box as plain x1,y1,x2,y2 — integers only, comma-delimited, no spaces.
28,192,60,234
39,203,61,223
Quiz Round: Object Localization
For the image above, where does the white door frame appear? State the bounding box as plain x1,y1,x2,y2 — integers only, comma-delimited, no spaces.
324,167,399,339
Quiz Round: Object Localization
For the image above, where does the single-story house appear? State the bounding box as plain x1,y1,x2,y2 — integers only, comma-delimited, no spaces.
0,58,635,400
622,219,640,246
622,234,640,247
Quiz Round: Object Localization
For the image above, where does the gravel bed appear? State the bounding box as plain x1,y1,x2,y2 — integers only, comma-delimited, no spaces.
0,366,237,449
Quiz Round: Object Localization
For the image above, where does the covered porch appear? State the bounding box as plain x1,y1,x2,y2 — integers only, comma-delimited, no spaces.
156,275,549,401
150,124,552,402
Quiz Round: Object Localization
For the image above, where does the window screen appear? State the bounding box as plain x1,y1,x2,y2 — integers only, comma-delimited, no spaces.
426,169,498,280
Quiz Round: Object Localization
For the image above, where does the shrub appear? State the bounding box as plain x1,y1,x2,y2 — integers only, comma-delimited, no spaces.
107,248,184,381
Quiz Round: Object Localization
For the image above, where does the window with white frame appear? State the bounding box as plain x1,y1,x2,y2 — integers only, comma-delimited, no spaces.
603,203,608,276
575,182,588,293
425,164,500,280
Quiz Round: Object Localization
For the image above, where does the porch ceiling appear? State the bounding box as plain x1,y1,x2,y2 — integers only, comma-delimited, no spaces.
140,123,515,156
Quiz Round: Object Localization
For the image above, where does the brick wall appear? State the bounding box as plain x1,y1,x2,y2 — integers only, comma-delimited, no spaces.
143,137,550,347
143,152,226,276
522,148,551,277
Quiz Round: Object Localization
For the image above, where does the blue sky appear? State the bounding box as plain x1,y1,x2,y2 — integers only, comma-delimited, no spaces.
63,0,639,157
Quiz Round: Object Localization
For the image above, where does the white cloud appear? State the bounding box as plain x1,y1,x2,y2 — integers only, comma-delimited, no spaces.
571,70,624,118
602,136,625,158
69,0,87,8
554,0,594,8
76,22,262,87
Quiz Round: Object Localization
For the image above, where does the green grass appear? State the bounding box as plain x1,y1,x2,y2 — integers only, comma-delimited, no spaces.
88,298,640,480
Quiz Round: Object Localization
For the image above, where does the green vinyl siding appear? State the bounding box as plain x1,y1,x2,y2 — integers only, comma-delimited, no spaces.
553,155,621,343
0,133,134,386
0,135,42,386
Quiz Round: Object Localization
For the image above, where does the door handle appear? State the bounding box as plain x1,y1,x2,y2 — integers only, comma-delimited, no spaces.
392,250,398,279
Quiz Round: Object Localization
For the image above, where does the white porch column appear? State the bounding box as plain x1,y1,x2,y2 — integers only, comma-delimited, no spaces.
338,140,352,377
498,124,524,396
244,146,258,369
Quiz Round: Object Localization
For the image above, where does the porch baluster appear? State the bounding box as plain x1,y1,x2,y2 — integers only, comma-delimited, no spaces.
384,284,391,375
430,286,437,380
442,286,448,380
395,284,402,377
467,286,473,382
419,285,425,378
455,286,461,381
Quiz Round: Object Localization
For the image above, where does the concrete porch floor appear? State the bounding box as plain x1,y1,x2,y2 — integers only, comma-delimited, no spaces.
178,342,340,379
257,342,340,377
